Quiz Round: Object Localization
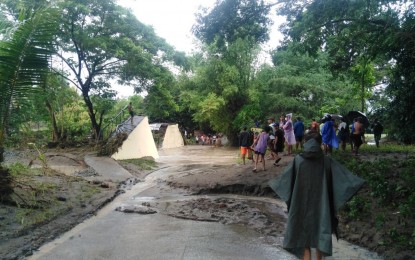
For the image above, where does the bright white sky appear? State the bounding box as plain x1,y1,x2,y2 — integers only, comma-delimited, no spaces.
117,0,284,54
115,0,284,97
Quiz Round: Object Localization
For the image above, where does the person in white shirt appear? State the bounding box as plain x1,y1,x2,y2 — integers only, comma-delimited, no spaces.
337,118,348,151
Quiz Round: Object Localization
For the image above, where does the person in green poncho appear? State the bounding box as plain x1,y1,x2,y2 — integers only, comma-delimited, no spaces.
269,132,365,259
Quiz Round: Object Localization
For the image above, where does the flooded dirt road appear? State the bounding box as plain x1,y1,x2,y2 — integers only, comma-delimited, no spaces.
30,145,382,259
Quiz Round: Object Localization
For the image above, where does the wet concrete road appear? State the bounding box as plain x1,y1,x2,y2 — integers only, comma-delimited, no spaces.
30,146,382,260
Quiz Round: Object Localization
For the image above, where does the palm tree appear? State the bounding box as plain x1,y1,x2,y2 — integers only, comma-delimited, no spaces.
0,7,57,163
0,6,57,201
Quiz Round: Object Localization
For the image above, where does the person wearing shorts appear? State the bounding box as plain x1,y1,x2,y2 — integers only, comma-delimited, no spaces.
239,127,252,165
294,117,305,150
351,117,364,155
252,126,271,172
273,124,285,166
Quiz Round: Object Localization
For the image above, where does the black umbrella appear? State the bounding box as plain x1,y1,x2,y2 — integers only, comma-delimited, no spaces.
330,114,343,121
321,114,343,123
346,111,369,128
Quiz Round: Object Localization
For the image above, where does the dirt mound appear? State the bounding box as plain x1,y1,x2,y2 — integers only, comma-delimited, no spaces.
156,197,286,240
166,161,289,197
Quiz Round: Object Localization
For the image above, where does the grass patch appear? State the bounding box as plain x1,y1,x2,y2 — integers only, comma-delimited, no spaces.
15,206,68,228
333,151,415,256
81,185,101,199
360,142,415,154
120,157,156,170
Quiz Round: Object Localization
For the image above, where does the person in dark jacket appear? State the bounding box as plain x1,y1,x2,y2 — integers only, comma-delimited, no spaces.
294,117,305,150
239,127,252,165
269,132,364,259
371,119,384,148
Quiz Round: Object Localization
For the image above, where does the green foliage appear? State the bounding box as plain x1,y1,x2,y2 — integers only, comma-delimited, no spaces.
335,152,415,251
350,59,376,112
105,95,144,136
144,82,179,122
375,212,386,231
344,195,369,220
97,132,128,156
359,142,415,154
181,0,273,144
55,99,91,142
7,162,29,177
120,157,156,171
193,0,271,50
28,142,48,170
257,46,358,121
49,0,185,139
80,185,101,199
0,6,58,161
15,206,63,227
276,0,415,143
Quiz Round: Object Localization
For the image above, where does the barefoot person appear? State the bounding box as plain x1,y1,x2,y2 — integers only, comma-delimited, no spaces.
269,132,365,260
252,126,271,172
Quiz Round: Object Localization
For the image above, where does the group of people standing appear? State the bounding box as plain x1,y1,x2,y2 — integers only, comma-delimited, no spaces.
241,115,369,259
239,113,307,172
320,115,384,156
195,133,220,146
239,113,385,169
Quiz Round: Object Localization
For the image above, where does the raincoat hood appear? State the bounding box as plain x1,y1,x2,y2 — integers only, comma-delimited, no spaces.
268,139,365,258
300,139,323,159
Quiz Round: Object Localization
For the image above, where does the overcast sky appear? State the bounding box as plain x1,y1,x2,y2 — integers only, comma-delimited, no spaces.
117,0,283,54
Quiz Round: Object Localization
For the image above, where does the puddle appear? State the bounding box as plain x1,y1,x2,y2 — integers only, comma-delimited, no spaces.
131,196,158,201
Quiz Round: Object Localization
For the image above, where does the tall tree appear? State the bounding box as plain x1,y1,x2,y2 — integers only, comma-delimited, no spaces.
275,0,415,142
350,57,376,113
54,0,184,139
193,0,271,51
189,0,272,144
259,44,357,120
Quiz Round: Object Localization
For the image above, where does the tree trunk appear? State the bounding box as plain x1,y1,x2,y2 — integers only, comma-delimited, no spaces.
82,90,101,140
361,75,365,113
0,126,5,163
0,145,4,163
45,101,60,141
0,166,13,201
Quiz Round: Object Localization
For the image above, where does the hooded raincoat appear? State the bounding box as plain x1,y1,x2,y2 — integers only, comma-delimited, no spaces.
321,120,339,149
268,139,364,258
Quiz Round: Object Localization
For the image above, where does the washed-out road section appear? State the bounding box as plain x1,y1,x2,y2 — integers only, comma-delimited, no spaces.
30,146,382,260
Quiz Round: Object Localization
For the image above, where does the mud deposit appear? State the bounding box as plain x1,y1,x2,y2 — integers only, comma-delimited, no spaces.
0,150,121,260
1,146,406,259
157,197,286,240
